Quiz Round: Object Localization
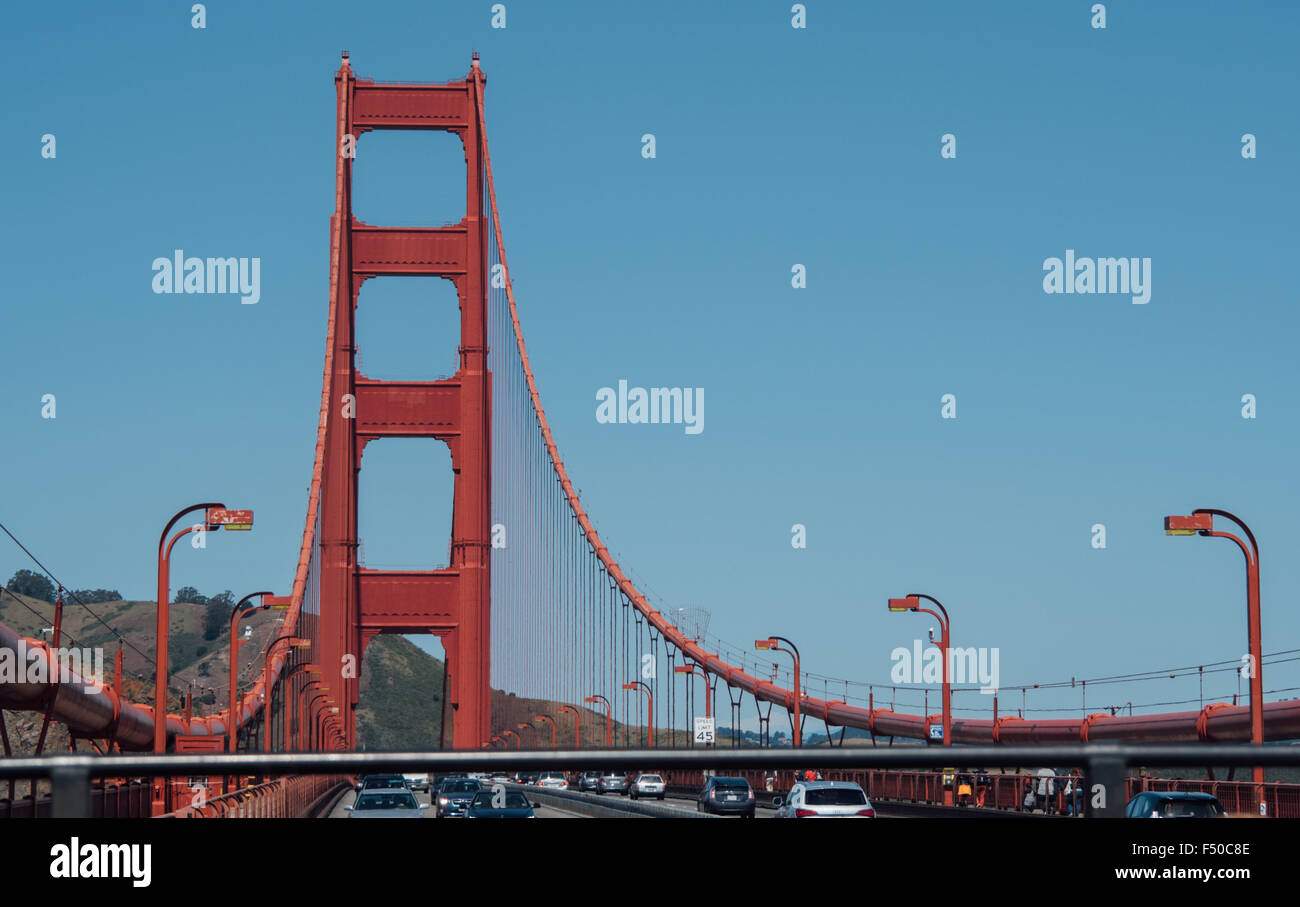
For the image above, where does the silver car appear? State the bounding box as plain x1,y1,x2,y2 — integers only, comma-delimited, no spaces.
629,774,666,800
345,789,428,818
775,781,875,818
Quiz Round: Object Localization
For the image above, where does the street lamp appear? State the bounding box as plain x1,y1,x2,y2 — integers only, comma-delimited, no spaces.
888,595,951,746
280,663,321,751
755,637,801,747
154,502,252,813
304,689,330,750
1165,509,1266,815
584,695,612,748
623,681,654,748
556,704,583,748
516,722,536,749
535,714,557,748
298,681,328,750
503,728,520,750
675,663,714,747
227,591,278,752
264,633,312,753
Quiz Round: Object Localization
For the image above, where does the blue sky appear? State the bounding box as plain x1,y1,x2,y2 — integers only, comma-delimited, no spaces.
2,1,1298,722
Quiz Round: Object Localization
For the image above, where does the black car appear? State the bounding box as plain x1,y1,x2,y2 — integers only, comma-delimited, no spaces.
359,774,410,792
465,789,538,819
698,777,755,817
1125,792,1226,818
434,778,484,818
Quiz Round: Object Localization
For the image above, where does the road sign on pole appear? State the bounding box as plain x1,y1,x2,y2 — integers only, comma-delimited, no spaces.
694,716,715,745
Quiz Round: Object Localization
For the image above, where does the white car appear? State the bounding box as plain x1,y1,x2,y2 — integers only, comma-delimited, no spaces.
536,772,569,789
775,781,875,818
629,774,666,800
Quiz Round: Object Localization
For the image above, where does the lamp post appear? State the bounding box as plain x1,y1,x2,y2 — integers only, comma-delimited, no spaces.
263,634,311,753
623,681,654,748
298,681,327,750
516,722,536,749
755,637,801,747
503,729,520,750
1165,509,1266,815
556,704,583,748
280,663,321,752
675,663,713,747
584,695,612,748
889,595,951,746
154,502,252,813
304,691,330,749
227,591,278,752
535,714,557,748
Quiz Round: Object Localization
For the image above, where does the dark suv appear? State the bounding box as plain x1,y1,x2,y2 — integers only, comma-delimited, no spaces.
698,777,755,817
1125,792,1225,818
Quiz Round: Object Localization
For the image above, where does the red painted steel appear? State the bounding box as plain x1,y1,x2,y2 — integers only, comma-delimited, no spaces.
318,53,492,749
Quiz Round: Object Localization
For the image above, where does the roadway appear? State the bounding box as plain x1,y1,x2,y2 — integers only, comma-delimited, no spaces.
327,787,583,819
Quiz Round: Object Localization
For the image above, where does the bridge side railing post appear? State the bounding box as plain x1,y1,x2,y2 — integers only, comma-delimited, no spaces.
50,765,91,819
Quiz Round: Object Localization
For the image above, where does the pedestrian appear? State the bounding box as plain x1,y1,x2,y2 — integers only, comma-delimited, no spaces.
975,770,990,809
1036,767,1056,815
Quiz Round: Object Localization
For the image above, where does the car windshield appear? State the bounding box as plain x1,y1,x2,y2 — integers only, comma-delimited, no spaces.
444,781,480,793
805,788,867,806
1159,799,1223,818
356,792,419,810
714,779,749,790
472,792,530,810
639,775,662,783
540,773,564,780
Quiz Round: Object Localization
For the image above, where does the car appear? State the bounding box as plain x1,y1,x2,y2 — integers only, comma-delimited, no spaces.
698,777,755,817
578,771,602,792
465,789,538,819
514,772,539,785
536,772,569,789
345,789,428,818
775,781,875,818
1125,791,1226,818
403,773,430,792
629,774,666,800
359,774,410,792
434,778,485,818
487,772,511,785
431,772,469,791
597,772,629,795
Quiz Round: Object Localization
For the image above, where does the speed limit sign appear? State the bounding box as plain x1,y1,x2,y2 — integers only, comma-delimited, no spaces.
694,716,715,745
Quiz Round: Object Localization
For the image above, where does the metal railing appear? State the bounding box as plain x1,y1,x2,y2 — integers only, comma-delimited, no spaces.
2,743,1297,818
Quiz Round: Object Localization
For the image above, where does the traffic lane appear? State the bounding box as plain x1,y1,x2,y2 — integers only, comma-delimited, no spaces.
329,788,582,818
657,793,776,818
